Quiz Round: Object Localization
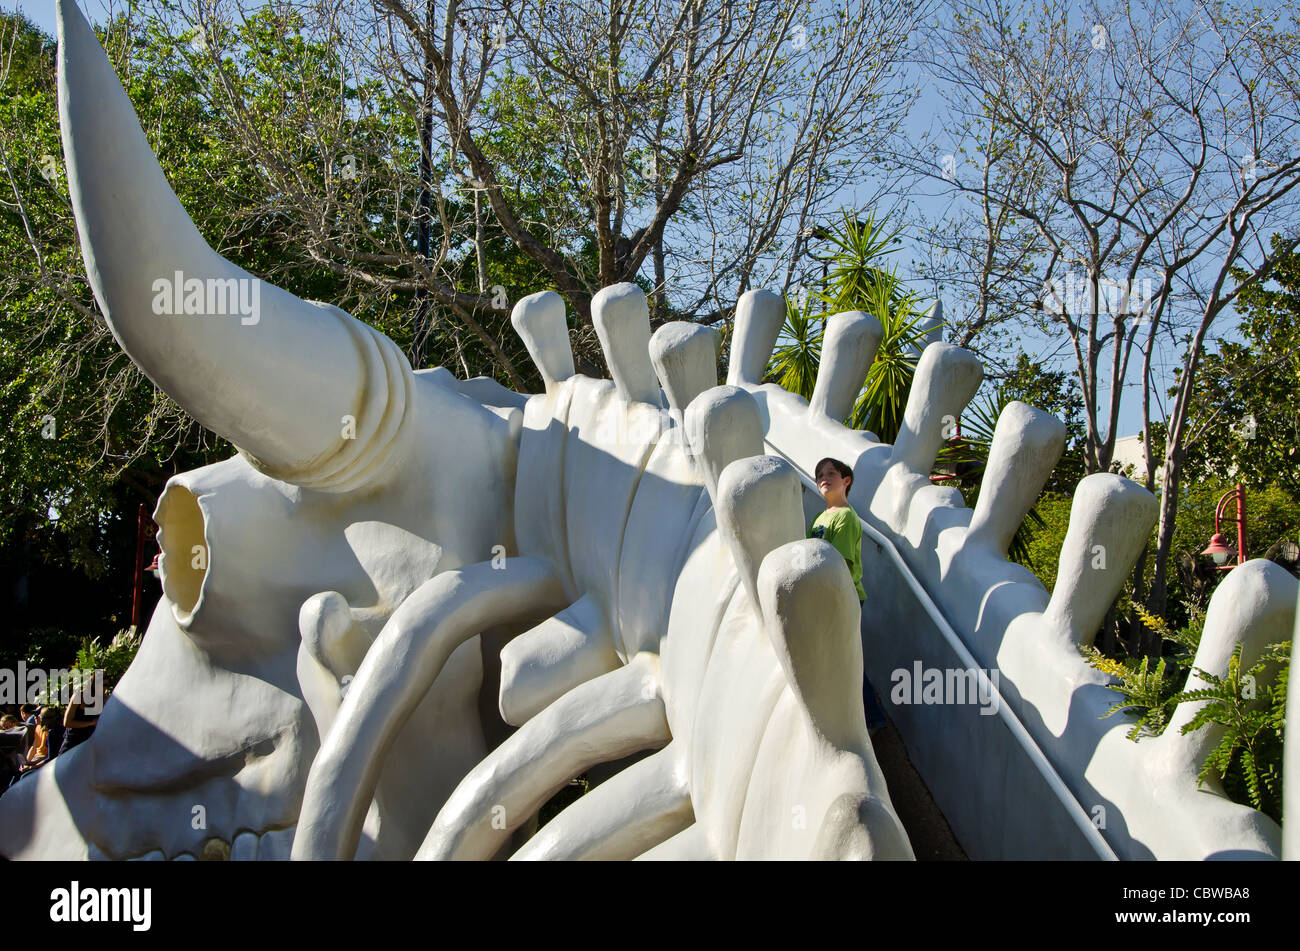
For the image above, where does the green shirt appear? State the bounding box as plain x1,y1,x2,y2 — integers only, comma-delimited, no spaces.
808,506,866,601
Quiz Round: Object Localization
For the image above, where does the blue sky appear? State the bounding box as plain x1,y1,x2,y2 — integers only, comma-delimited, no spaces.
4,0,1245,441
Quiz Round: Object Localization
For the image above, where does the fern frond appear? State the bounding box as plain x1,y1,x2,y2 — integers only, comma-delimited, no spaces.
1133,604,1172,638
1080,645,1130,680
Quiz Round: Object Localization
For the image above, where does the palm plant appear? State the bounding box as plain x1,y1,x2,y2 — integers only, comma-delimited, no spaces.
767,291,822,400
765,209,932,442
849,277,926,442
817,209,904,311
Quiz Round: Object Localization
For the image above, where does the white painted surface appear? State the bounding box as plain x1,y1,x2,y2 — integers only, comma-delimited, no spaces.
8,0,1291,864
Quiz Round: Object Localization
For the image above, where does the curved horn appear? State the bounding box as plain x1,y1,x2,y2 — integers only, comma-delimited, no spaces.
57,1,410,489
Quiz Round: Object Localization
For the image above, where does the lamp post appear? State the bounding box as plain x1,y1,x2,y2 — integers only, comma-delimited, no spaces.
1201,484,1247,570
130,504,159,629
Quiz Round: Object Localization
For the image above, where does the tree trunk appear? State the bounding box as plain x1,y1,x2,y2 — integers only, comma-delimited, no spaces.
1146,453,1182,621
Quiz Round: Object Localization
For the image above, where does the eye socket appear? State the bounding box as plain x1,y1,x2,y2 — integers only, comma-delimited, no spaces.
155,484,208,625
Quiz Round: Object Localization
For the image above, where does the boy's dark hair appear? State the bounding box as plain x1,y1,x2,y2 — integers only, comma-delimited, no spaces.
20,704,35,719
814,457,853,488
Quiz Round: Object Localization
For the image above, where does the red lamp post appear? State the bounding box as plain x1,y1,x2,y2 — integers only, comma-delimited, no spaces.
1201,484,1247,570
131,504,159,629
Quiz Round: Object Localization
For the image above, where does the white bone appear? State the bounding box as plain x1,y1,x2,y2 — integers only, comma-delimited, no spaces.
418,654,670,860
757,539,867,752
510,744,691,860
592,283,660,405
1166,561,1297,763
649,321,719,413
726,289,785,386
683,386,763,506
499,594,621,726
292,558,566,860
890,342,983,473
808,311,882,422
56,0,411,488
510,291,574,392
1042,474,1157,648
917,299,944,349
715,455,805,611
966,402,1066,558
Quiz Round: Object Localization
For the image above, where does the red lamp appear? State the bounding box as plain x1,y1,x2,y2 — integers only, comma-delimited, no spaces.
1201,485,1246,570
131,504,160,628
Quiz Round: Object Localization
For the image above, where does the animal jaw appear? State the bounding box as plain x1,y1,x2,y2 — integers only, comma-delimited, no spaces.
7,0,907,862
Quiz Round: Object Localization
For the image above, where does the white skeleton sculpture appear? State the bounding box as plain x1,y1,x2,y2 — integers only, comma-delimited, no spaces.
0,0,911,861
2,1,1293,862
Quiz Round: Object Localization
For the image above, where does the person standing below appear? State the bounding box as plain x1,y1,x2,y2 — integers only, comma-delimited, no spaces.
9,707,62,788
60,692,100,756
809,457,887,733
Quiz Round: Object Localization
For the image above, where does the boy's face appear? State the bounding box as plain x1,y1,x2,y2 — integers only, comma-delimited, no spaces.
815,463,850,502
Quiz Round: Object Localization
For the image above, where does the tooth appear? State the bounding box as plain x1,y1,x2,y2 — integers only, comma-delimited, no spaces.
172,852,197,861
966,402,1065,558
725,289,785,386
808,311,883,423
231,832,259,862
592,283,660,405
649,322,719,415
257,827,296,861
683,386,764,506
1042,474,1156,647
129,850,165,861
199,837,231,861
715,456,805,610
511,291,575,392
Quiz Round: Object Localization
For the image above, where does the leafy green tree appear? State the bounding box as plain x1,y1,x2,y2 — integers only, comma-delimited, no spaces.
1177,236,1300,498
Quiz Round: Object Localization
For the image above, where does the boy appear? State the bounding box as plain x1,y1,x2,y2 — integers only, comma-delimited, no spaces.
809,458,866,600
809,457,887,733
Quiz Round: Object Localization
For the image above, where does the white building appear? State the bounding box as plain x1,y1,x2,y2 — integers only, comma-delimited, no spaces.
1110,434,1163,486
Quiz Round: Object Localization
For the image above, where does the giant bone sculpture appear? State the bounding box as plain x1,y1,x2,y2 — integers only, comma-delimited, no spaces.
0,0,911,861
0,0,1293,861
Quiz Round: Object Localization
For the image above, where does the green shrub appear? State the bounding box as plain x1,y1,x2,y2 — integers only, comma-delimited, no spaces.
31,628,141,705
1171,641,1289,823
1080,606,1288,824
